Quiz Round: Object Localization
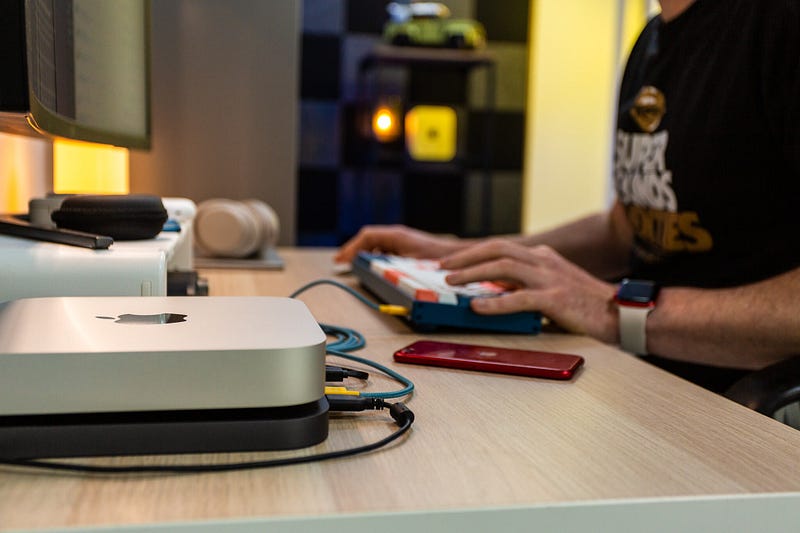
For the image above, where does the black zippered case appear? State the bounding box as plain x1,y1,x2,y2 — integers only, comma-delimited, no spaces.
51,194,168,240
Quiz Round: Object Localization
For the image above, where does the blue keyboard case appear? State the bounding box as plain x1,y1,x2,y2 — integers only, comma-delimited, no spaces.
352,253,541,334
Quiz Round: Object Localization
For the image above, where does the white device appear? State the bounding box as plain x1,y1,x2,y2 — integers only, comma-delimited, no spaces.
0,296,326,416
0,197,196,302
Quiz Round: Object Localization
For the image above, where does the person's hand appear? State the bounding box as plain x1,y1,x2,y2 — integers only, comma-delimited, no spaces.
440,239,619,343
334,225,466,264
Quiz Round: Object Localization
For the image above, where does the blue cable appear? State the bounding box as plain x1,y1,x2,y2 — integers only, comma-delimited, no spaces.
290,279,415,399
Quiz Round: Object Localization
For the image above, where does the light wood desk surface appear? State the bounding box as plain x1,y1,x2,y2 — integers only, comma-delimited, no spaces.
2,248,800,532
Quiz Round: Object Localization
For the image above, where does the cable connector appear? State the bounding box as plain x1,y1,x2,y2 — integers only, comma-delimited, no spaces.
325,386,360,396
325,365,370,382
388,402,414,425
327,395,387,412
327,396,414,429
378,304,410,316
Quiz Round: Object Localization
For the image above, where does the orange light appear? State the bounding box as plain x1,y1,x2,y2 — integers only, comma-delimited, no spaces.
53,138,129,195
372,106,401,142
376,112,393,131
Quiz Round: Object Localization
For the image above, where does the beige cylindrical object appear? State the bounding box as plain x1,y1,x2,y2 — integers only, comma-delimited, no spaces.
194,198,280,258
194,199,261,258
242,198,280,248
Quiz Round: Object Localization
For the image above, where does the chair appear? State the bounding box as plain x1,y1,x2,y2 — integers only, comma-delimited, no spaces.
724,355,800,428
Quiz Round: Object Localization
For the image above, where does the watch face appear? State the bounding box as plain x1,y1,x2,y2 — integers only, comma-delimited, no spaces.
617,279,659,304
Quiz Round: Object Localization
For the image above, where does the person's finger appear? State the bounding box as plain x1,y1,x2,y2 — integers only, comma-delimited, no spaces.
334,226,398,262
440,239,514,269
470,291,543,315
445,257,540,288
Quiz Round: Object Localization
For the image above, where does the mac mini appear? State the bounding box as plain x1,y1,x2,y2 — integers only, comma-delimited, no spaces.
0,296,329,458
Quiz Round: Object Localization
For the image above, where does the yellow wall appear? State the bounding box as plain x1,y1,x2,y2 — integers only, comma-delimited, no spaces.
53,139,129,195
522,0,653,233
0,135,129,213
0,133,52,214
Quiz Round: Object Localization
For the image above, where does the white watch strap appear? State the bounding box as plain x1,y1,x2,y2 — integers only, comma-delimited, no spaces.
618,305,653,355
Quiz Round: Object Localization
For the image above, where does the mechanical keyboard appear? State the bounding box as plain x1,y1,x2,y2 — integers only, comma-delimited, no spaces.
352,252,541,334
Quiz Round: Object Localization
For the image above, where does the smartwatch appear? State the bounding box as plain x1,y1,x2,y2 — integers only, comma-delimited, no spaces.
614,279,660,355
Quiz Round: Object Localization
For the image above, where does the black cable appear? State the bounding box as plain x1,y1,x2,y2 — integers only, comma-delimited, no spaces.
0,400,414,474
325,365,370,382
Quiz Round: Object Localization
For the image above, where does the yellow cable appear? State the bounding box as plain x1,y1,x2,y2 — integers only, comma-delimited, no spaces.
325,386,361,396
379,304,410,316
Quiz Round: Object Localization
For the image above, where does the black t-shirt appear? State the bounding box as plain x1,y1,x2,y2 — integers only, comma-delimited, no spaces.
614,0,800,288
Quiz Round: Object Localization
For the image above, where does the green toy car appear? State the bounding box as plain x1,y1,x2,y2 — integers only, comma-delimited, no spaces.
383,2,487,50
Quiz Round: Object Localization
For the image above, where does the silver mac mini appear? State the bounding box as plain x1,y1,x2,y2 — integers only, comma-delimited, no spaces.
0,296,329,458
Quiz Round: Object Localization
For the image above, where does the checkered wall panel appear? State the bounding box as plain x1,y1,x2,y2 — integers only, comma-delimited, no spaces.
298,0,530,245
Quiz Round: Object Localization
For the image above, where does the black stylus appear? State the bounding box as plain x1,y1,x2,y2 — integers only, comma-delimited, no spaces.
0,216,113,250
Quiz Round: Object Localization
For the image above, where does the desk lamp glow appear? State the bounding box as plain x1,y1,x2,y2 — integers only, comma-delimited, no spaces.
372,104,402,143
53,138,129,195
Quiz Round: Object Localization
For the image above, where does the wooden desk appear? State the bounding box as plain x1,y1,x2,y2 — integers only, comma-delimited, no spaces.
3,248,800,532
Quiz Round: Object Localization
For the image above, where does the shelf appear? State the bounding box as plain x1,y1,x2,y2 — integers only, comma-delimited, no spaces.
360,44,495,70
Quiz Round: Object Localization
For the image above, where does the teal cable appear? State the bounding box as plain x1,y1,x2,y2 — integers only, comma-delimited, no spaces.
322,324,414,399
289,279,415,399
327,348,414,399
290,279,381,310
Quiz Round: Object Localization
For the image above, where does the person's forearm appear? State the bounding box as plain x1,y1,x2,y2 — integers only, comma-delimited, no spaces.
646,269,800,369
508,205,632,280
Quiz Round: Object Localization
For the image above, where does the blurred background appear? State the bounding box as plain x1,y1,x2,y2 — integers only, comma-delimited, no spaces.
0,0,658,246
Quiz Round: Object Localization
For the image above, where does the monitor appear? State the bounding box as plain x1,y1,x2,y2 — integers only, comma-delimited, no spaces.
0,0,150,149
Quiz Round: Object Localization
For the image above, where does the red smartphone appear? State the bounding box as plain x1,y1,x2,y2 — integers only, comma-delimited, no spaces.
393,340,584,380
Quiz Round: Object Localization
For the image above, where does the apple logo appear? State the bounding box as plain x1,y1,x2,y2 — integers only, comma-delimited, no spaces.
96,313,188,325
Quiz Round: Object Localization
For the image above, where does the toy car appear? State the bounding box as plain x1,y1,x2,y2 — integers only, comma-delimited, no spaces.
383,2,486,50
